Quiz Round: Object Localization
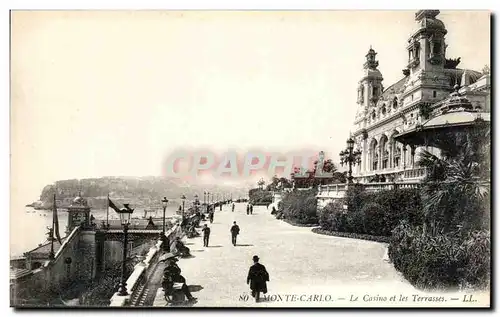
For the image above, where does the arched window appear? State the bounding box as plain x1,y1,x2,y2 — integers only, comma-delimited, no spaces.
372,111,376,120
380,135,389,169
370,139,378,171
382,104,387,116
393,97,398,109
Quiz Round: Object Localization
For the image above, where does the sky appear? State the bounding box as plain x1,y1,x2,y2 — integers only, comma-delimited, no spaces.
10,10,490,202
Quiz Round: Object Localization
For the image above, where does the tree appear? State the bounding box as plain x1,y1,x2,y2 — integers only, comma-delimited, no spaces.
417,127,490,234
291,159,340,188
266,175,293,191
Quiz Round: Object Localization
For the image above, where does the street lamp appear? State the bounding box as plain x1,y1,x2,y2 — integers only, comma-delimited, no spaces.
116,204,134,296
340,137,362,184
161,197,169,234
181,194,186,216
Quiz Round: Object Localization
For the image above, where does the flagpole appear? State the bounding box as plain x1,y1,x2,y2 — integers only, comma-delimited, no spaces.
49,193,56,259
106,193,109,227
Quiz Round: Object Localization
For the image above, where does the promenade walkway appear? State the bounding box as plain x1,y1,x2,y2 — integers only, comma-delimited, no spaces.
146,203,423,307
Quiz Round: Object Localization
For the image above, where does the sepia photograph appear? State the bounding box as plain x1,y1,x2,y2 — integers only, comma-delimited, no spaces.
9,8,491,308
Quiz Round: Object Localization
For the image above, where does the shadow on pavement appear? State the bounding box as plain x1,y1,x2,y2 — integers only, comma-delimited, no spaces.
191,249,205,252
207,245,223,248
236,244,254,247
188,285,204,293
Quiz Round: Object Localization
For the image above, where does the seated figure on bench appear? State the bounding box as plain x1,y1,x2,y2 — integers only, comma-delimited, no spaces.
171,237,191,257
162,253,196,303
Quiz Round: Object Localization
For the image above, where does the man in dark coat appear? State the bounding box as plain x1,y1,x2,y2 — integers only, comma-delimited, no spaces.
247,255,269,302
246,204,250,215
209,209,214,224
202,224,211,247
230,221,240,246
250,204,253,214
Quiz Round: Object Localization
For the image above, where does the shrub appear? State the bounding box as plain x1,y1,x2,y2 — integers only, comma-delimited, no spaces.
319,201,346,232
248,188,273,205
388,223,490,291
346,208,366,234
280,189,318,224
339,187,423,237
361,203,386,236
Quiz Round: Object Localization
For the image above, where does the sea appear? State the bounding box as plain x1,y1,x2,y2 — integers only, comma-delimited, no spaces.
10,204,180,258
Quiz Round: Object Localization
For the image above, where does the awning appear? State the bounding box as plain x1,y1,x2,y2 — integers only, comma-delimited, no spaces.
394,111,490,146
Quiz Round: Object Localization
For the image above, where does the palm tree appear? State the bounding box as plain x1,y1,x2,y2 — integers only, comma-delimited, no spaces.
417,127,490,234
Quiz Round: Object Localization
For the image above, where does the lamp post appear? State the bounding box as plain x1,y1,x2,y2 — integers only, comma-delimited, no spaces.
161,197,169,234
181,194,186,217
340,137,362,184
194,194,199,212
116,204,134,296
206,191,210,212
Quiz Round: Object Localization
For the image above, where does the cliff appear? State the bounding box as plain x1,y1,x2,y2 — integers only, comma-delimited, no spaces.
31,176,250,210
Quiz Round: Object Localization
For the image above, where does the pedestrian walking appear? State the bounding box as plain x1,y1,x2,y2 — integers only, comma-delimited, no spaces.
202,224,211,247
209,210,214,223
246,204,250,215
230,221,240,246
247,255,269,303
220,203,222,211
232,203,235,212
250,204,253,215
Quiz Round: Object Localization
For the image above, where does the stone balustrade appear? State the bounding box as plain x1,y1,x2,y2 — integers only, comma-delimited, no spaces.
403,167,427,179
109,223,182,307
317,181,421,211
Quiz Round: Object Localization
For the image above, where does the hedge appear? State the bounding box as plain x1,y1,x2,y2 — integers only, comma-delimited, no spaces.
319,187,423,237
276,189,318,225
312,227,390,243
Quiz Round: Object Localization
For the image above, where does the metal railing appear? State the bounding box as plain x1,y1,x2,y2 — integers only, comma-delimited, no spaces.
317,180,422,196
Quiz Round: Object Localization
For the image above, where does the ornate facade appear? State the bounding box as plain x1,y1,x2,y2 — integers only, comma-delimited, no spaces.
351,10,490,183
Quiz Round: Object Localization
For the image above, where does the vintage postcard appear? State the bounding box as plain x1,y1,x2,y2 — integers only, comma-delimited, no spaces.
10,10,491,308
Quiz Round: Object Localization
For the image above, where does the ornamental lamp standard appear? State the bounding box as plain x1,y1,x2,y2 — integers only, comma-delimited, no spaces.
194,194,199,212
161,197,169,234
205,191,209,212
340,137,362,184
181,194,186,216
116,204,134,296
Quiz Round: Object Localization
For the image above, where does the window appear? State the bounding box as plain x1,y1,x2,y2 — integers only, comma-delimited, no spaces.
382,105,386,115
433,90,437,98
373,153,379,170
411,94,414,101
372,111,376,120
393,97,398,108
373,87,378,97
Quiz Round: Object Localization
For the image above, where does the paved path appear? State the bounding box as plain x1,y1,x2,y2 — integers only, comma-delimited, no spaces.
148,202,432,307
